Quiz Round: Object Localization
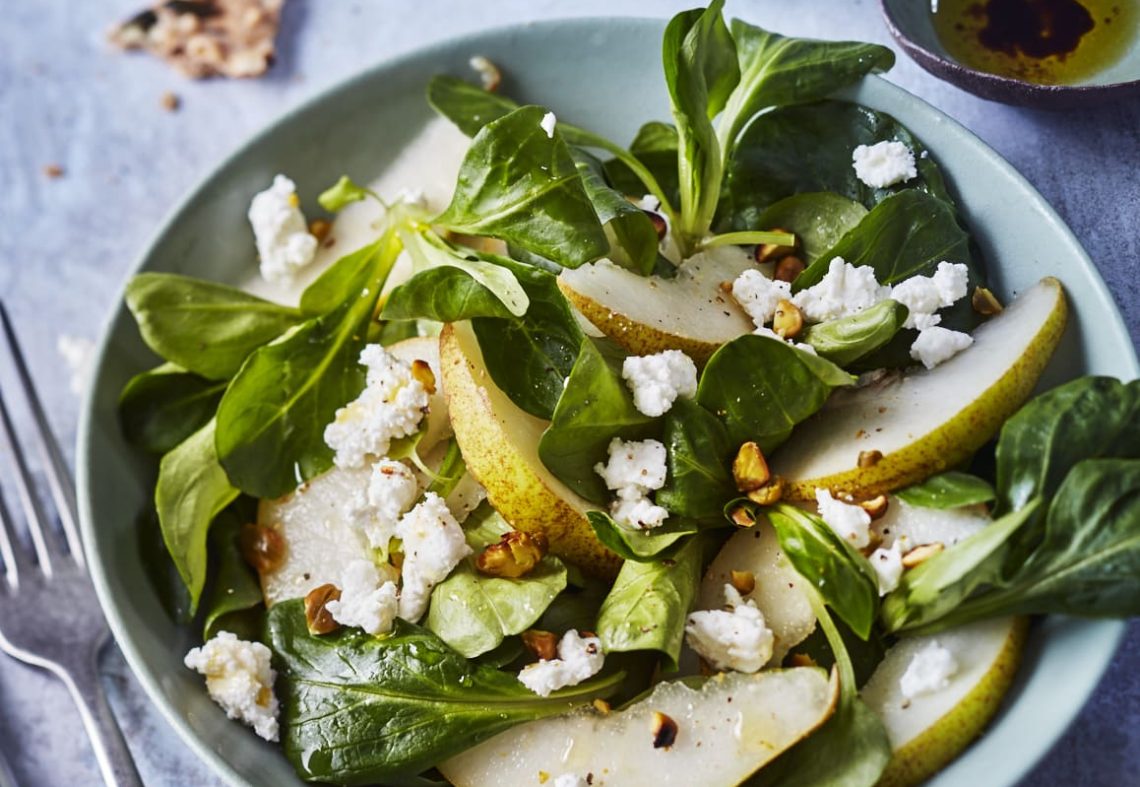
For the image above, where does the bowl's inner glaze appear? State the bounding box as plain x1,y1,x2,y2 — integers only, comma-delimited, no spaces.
79,17,1137,787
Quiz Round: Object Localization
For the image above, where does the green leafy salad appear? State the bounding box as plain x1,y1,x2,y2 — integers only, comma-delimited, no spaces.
119,3,1140,786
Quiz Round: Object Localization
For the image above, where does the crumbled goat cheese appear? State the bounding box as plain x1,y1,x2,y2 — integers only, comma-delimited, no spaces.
358,459,420,549
622,349,698,417
753,325,819,355
852,140,917,189
792,257,891,323
611,495,671,530
595,437,670,529
184,632,279,741
732,269,792,327
323,344,430,468
634,194,661,212
248,174,318,283
910,326,973,370
816,488,872,548
553,775,589,787
395,492,472,622
869,543,904,596
326,559,400,635
540,111,557,138
900,641,959,699
890,262,970,329
56,334,94,395
685,585,774,673
518,630,605,697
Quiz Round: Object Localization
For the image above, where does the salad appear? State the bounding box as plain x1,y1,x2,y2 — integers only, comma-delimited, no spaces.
118,3,1140,786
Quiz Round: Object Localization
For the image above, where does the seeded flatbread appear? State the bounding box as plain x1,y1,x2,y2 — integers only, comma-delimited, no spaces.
110,0,284,79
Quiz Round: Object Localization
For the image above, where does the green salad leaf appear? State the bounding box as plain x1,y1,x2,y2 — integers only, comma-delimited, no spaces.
125,273,301,380
318,175,378,212
119,363,226,454
267,601,624,785
754,192,868,265
801,299,909,367
656,397,735,520
399,228,529,317
894,471,996,510
588,510,699,562
603,121,681,209
382,265,515,323
427,74,518,136
573,149,659,274
201,506,263,641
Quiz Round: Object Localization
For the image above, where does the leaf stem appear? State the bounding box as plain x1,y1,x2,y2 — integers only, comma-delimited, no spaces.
700,230,796,250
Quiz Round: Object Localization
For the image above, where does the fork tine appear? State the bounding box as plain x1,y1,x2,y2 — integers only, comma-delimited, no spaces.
0,384,60,576
0,302,83,568
0,484,30,587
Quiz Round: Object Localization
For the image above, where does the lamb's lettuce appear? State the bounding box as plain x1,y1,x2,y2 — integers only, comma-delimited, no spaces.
894,471,996,510
588,511,699,562
656,397,736,521
119,363,225,454
800,299,909,367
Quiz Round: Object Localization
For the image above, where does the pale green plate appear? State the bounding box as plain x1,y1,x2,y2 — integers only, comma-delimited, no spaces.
78,16,1139,787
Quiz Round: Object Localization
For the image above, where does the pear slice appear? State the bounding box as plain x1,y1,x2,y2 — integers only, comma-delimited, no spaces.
256,336,452,605
772,277,1067,501
698,521,817,665
861,617,1028,787
439,321,620,578
558,246,756,363
440,667,838,787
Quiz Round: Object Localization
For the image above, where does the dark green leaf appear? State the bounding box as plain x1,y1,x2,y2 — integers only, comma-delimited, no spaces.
155,419,239,613
656,397,736,520
435,106,609,268
800,299,909,367
603,121,681,207
300,237,390,316
538,337,658,504
201,508,263,641
573,150,658,275
125,272,301,380
696,333,853,451
382,266,514,322
427,74,518,136
895,471,996,510
398,229,529,317
595,537,703,669
782,617,886,689
376,318,422,346
588,510,699,562
119,363,225,454
267,601,624,784
755,192,868,264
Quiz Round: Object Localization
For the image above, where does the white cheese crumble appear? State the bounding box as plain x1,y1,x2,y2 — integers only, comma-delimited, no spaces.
852,140,917,189
56,334,94,395
247,174,318,283
869,542,904,596
553,775,589,787
358,459,420,549
518,630,605,697
595,437,670,530
540,111,557,138
395,492,472,623
685,585,774,673
621,349,698,417
634,194,661,212
815,488,872,548
792,257,891,323
890,262,970,329
326,559,400,635
732,269,792,327
754,325,819,356
323,344,430,469
183,632,279,741
900,641,959,699
910,325,973,370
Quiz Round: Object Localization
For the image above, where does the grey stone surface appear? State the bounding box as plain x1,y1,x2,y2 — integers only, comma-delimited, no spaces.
0,0,1136,785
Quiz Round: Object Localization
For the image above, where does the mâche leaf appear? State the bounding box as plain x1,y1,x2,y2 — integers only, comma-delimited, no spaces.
573,149,659,275
656,397,736,521
801,299,909,367
754,192,868,265
894,471,996,510
399,229,529,317
119,363,226,454
588,511,699,562
201,506,263,641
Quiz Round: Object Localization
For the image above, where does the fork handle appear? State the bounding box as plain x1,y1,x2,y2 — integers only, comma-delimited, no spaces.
60,659,144,787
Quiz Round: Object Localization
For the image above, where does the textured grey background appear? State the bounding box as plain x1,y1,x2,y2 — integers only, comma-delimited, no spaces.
0,1,1137,785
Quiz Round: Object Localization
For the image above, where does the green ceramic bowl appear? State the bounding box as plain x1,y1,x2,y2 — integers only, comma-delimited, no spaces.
78,16,1139,787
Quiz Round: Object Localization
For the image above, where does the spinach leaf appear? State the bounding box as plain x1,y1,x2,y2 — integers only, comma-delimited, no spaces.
125,272,301,380
595,537,703,670
718,22,895,159
267,601,624,784
588,511,699,562
539,577,610,634
755,192,868,265
603,121,681,208
696,333,854,451
722,101,948,231
656,397,736,520
299,238,387,316
573,149,659,275
995,377,1140,515
216,229,402,498
662,0,740,243
382,265,514,322
201,507,263,641
427,74,518,136
538,337,658,504
119,363,226,454
399,228,529,317
471,260,585,420
767,504,879,640
895,471,996,510
800,299,908,367
155,419,239,613
435,106,609,269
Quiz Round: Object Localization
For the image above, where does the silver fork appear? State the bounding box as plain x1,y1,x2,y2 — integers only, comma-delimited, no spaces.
0,303,142,787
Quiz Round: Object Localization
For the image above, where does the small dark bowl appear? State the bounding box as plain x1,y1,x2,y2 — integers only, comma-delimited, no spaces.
880,0,1140,109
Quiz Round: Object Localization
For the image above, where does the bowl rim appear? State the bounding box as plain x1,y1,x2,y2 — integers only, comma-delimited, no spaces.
77,14,1134,787
878,0,1140,108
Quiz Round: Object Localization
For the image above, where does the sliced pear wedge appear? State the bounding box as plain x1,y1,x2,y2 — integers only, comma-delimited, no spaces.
439,321,620,578
862,617,1028,787
773,277,1067,501
440,667,838,787
558,246,756,362
698,521,817,665
257,336,451,605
